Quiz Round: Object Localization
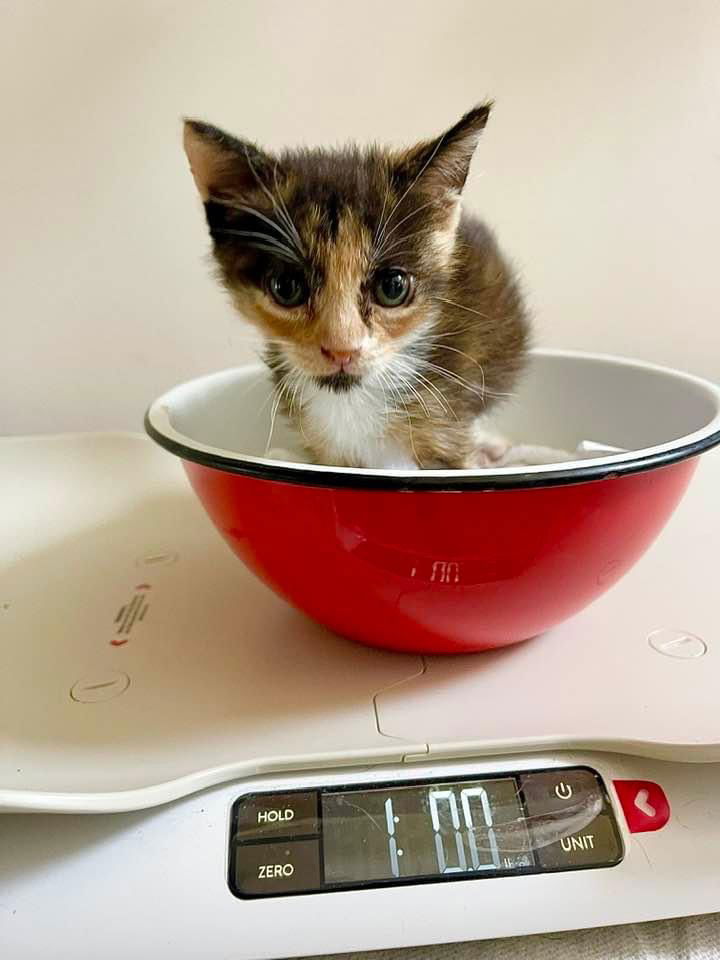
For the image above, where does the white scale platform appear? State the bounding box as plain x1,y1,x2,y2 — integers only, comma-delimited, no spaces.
2,434,720,960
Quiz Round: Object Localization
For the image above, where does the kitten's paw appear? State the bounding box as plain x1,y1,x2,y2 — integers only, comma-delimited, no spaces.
471,428,511,467
498,444,575,466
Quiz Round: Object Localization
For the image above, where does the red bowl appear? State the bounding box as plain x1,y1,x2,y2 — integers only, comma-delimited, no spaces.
146,350,720,654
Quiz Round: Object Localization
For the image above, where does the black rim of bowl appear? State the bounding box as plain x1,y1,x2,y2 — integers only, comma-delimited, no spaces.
145,416,720,493
145,359,720,492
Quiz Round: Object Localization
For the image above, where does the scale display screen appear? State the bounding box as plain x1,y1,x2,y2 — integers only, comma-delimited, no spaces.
228,766,623,898
322,777,531,883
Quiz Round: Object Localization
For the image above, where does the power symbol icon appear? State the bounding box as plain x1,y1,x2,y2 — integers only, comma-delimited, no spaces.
555,782,573,800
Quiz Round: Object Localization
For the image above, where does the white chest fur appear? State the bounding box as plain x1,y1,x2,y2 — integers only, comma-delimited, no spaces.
303,380,417,470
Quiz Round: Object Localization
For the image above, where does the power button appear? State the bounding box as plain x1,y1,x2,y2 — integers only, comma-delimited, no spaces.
521,768,601,816
555,781,573,800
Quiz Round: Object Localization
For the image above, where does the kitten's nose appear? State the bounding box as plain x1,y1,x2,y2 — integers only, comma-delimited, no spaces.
321,346,360,368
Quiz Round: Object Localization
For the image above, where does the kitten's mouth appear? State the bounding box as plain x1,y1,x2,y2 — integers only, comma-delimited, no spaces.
315,371,362,393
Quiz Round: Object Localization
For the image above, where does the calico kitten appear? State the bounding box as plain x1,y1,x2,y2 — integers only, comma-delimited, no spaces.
183,105,529,469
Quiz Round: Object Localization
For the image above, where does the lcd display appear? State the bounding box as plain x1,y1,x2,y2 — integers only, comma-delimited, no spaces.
322,778,533,885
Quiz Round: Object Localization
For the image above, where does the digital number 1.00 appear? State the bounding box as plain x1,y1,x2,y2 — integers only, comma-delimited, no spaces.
385,787,502,877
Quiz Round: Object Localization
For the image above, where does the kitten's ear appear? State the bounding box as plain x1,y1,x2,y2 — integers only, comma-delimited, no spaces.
183,119,276,200
395,103,492,196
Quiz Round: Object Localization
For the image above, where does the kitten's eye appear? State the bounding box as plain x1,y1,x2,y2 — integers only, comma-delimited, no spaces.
373,268,413,308
267,268,308,308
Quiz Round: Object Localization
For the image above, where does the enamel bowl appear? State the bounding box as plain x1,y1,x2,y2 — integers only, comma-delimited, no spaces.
146,350,720,654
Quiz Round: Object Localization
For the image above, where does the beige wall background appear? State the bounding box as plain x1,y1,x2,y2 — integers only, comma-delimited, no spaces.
2,0,719,434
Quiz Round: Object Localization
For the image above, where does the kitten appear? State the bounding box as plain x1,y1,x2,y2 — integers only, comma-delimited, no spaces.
183,105,529,469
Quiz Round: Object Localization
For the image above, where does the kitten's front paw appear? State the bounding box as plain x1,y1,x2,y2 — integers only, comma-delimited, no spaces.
472,433,511,467
498,444,575,466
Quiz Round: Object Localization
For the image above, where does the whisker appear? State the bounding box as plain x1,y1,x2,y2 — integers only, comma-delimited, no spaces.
391,367,432,419
430,296,495,322
414,357,484,395
286,370,301,419
391,356,455,419
212,230,301,264
215,229,293,250
389,356,447,409
421,323,483,340
269,367,305,451
374,132,448,255
297,374,310,443
379,371,422,466
243,147,306,261
373,188,391,248
265,376,289,453
375,229,426,262
372,248,414,262
215,199,299,253
272,164,306,255
408,327,517,403
259,362,292,419
375,369,394,427
427,342,488,397
414,357,514,401
403,402,422,467
213,228,299,255
378,368,408,418
370,373,396,422
378,198,436,245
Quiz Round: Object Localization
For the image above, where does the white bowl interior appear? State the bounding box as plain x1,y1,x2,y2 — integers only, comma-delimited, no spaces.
153,350,720,471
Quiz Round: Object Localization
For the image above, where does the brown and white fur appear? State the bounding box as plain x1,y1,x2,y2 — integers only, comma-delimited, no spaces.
183,105,530,469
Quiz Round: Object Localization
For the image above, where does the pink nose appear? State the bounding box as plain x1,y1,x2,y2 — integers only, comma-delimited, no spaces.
321,346,360,368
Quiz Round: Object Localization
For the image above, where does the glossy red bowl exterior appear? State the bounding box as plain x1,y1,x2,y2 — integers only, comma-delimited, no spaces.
146,351,720,654
183,458,695,654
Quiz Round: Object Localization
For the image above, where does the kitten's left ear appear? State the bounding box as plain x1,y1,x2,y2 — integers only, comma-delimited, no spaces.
396,103,492,196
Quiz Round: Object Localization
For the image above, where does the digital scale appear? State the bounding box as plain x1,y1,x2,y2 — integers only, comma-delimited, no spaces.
2,433,720,959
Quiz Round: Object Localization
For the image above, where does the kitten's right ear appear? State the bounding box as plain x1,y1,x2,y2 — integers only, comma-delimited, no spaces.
182,119,274,200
